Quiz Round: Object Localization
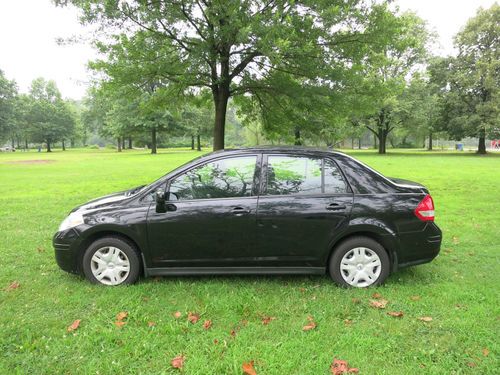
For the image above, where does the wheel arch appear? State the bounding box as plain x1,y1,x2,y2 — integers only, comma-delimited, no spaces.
76,229,144,274
326,229,399,273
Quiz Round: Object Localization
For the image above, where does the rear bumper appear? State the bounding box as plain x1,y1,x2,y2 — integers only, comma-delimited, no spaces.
53,229,82,274
397,222,442,269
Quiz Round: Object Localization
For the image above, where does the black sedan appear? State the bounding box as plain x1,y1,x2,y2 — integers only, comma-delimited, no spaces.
53,147,442,288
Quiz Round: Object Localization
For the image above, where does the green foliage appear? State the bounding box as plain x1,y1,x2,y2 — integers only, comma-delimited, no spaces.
0,69,17,142
26,78,76,151
435,4,500,153
57,0,432,150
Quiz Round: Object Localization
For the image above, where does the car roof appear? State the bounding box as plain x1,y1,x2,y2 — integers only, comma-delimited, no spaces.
212,145,346,157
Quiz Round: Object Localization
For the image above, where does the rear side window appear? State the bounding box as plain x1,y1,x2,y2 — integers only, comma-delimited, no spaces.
265,155,347,196
169,156,257,200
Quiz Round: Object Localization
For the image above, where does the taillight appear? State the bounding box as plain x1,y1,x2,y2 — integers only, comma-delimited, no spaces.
414,194,435,221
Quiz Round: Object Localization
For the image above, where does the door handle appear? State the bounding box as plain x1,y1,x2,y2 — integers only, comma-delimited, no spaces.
231,206,250,215
326,203,346,211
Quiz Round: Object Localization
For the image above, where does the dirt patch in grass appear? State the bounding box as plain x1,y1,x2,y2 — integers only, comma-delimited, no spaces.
5,159,56,165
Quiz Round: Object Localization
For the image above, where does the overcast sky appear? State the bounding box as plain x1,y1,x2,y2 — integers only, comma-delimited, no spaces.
0,0,496,100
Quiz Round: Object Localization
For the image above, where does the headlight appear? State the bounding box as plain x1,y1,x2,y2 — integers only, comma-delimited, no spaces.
58,212,84,232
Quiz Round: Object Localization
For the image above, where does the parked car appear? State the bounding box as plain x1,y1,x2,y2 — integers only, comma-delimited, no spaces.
54,147,441,287
0,146,15,152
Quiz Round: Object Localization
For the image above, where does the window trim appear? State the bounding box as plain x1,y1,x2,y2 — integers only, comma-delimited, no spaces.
165,153,261,201
262,153,351,197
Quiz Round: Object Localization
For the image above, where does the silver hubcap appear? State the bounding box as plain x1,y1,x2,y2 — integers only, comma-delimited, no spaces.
340,247,382,287
91,246,130,285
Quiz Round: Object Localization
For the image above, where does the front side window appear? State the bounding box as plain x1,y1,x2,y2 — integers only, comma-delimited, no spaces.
169,156,257,200
265,155,347,195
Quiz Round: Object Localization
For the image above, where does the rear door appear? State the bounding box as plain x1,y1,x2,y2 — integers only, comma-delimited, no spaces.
256,154,353,267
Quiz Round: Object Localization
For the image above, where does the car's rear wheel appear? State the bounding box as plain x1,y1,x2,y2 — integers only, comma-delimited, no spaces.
82,237,141,286
329,236,390,288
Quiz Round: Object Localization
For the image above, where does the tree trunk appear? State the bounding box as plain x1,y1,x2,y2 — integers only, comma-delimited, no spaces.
62,139,66,151
294,127,302,145
16,139,20,148
477,128,486,154
117,137,122,152
25,139,28,150
128,137,132,149
197,134,201,151
191,135,195,150
151,128,157,154
428,131,433,151
213,88,229,151
11,139,15,148
358,137,362,149
121,138,125,150
47,140,52,152
373,134,377,149
378,128,385,154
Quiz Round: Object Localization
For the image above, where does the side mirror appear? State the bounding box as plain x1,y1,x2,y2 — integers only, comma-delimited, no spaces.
155,189,166,213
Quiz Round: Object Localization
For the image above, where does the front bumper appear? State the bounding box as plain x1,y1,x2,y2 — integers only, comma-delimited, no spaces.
53,228,83,274
397,222,442,269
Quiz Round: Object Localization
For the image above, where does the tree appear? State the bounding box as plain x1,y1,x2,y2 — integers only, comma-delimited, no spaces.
362,11,431,154
28,78,75,152
445,4,500,154
0,69,17,143
57,0,417,151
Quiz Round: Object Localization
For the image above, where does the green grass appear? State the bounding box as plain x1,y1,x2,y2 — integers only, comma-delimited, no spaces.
0,148,499,374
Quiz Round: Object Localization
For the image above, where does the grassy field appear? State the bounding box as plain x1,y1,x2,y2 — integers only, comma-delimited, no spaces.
0,147,499,374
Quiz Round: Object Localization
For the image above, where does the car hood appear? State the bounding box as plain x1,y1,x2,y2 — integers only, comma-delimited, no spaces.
70,185,145,213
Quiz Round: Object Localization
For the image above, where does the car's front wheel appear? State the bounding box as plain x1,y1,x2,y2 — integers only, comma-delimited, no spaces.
329,236,390,288
82,236,141,286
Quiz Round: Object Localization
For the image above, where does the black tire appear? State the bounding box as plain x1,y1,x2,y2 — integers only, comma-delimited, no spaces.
82,236,141,286
328,236,390,288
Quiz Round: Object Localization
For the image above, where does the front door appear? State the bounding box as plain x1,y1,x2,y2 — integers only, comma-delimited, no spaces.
147,154,260,268
256,154,353,267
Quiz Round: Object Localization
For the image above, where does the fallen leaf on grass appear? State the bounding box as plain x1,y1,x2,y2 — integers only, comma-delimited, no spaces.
303,316,317,331
410,295,421,301
187,312,200,324
370,299,388,309
37,246,45,253
344,319,353,325
67,319,81,332
330,358,359,374
482,348,489,356
171,355,185,369
467,362,476,368
5,281,20,291
242,361,257,375
230,329,237,337
173,311,182,319
351,298,361,304
261,316,276,325
115,321,126,328
452,236,460,244
203,320,212,330
387,311,404,318
418,316,433,322
372,292,382,299
147,321,156,327
116,311,128,321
